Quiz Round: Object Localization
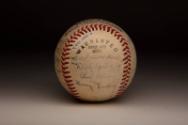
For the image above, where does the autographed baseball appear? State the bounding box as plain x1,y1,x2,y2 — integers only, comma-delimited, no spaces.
55,19,136,101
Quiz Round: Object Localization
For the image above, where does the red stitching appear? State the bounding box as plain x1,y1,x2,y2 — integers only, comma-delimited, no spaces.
110,28,115,34
123,55,131,61
70,35,78,40
124,63,131,69
61,57,70,61
64,79,73,83
116,89,127,95
94,24,98,30
118,87,127,92
123,46,130,51
117,89,127,94
107,26,111,32
123,69,131,74
62,66,68,70
123,67,129,71
61,61,69,65
122,73,130,79
74,32,81,37
63,75,71,79
85,25,91,32
122,74,129,78
124,59,131,64
67,39,76,43
124,50,131,56
61,22,132,98
69,86,76,89
120,38,126,43
62,51,70,56
61,34,81,98
65,42,73,47
63,70,70,74
102,24,107,31
81,27,88,33
122,41,128,46
120,84,128,88
120,82,128,85
90,24,95,31
99,24,103,30
88,23,131,97
122,77,129,81
87,24,131,97
63,47,71,52
114,31,119,37
119,85,128,89
77,29,85,35
116,34,122,40
71,89,78,93
67,83,74,86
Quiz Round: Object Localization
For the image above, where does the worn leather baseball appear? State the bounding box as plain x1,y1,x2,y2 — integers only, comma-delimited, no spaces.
55,19,136,101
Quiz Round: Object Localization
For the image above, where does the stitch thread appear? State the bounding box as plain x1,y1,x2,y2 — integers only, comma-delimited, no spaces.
61,22,132,98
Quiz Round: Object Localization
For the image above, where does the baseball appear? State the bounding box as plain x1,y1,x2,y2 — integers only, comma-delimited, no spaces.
55,19,136,101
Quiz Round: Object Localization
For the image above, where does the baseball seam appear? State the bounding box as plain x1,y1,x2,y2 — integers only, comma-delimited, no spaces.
61,23,131,98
